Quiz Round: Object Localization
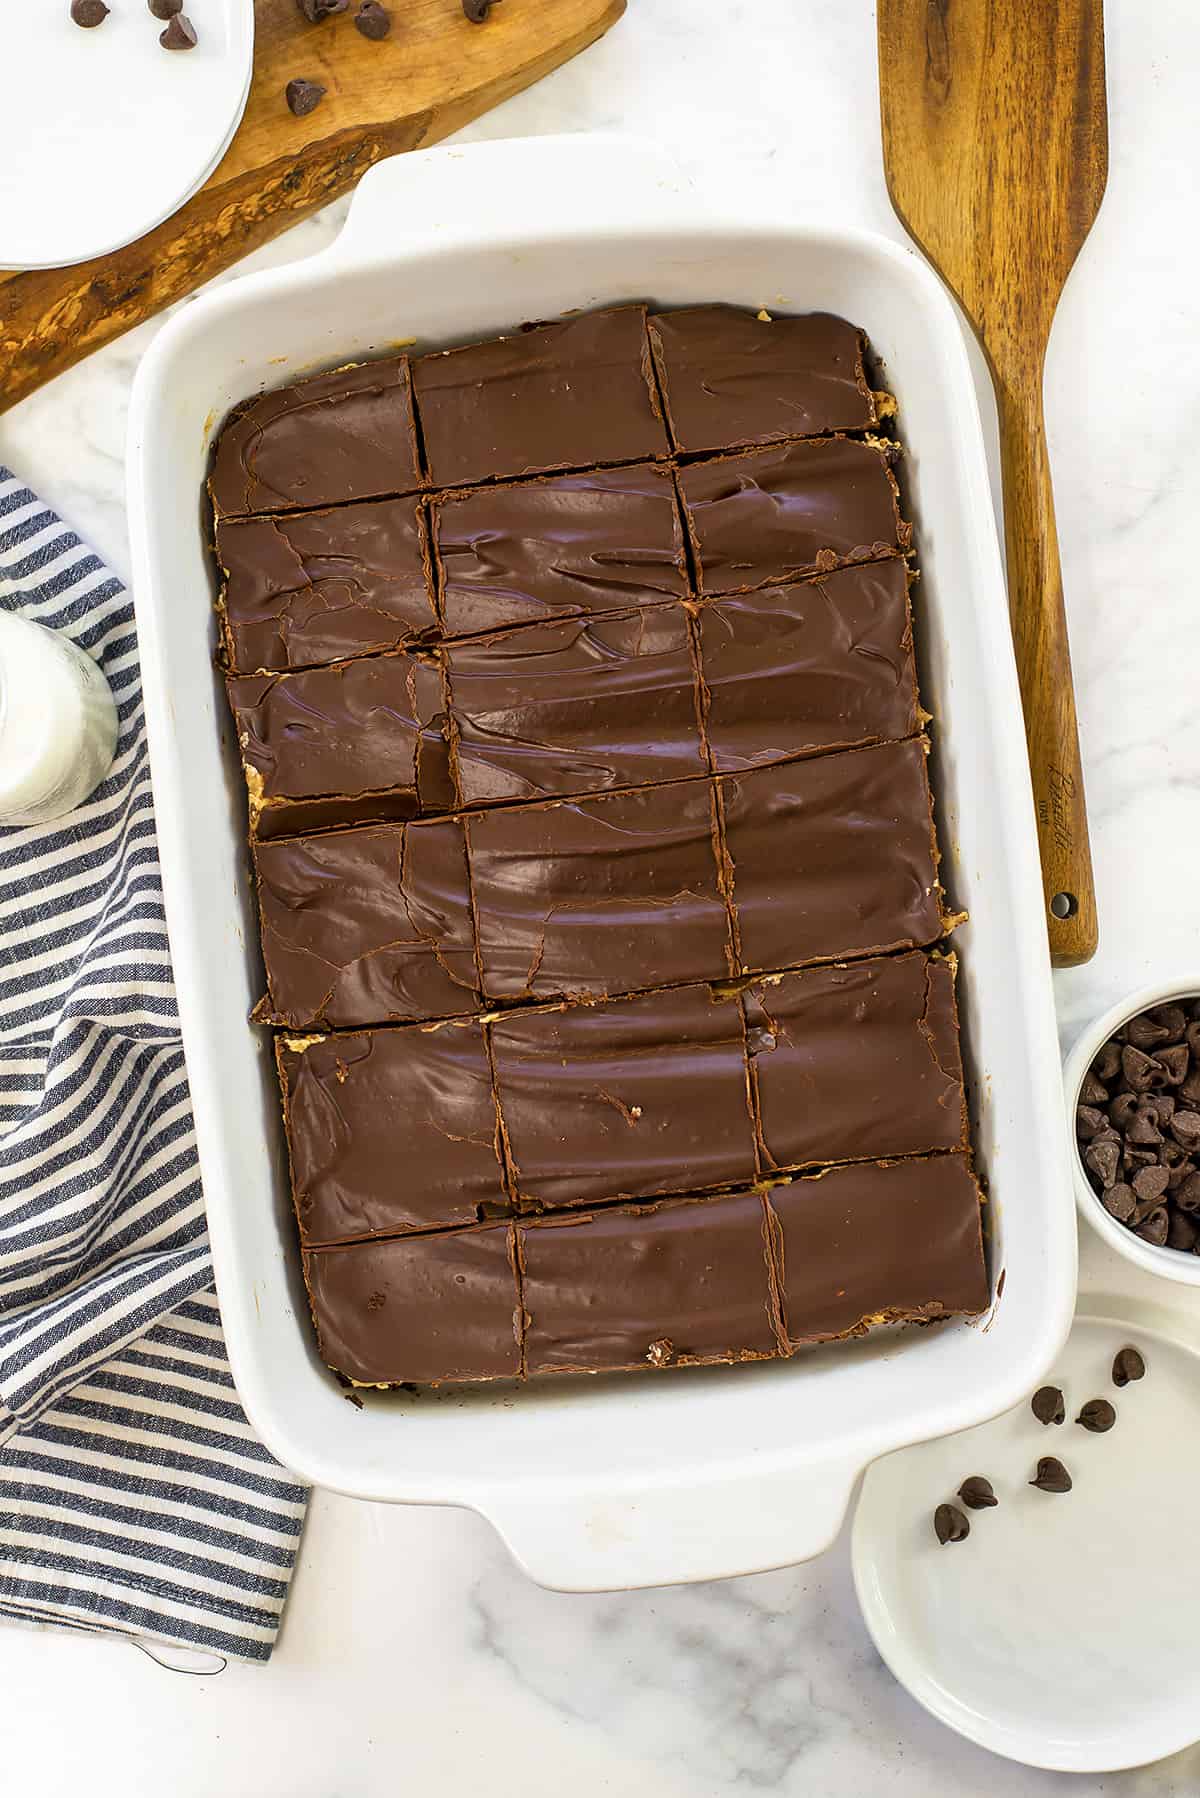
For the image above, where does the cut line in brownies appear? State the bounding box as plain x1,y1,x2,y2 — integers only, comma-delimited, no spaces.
208,301,987,1390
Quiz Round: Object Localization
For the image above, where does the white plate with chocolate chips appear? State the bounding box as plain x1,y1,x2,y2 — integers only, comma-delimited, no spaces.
0,0,253,270
853,1304,1200,1771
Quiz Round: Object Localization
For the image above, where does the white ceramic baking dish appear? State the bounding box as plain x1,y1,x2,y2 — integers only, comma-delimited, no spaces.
126,134,1076,1591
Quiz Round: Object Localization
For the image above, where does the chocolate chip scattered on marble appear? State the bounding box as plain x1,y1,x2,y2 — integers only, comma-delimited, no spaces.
957,1476,997,1510
70,0,109,24
1076,1398,1116,1433
160,12,197,47
285,77,327,115
934,1503,969,1544
1030,1456,1072,1494
354,0,391,35
148,0,182,16
1112,1345,1146,1387
1031,1384,1065,1426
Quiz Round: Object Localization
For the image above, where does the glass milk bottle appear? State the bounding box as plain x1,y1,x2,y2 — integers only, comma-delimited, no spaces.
0,612,118,825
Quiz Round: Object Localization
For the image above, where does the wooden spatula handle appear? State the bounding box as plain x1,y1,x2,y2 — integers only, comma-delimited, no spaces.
995,364,1098,966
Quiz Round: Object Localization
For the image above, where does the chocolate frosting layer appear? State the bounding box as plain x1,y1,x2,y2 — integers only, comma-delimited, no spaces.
519,1190,783,1375
279,1024,505,1244
745,952,967,1172
719,738,944,973
649,307,877,454
678,437,910,594
227,654,450,838
444,607,706,805
216,499,435,673
696,560,919,771
413,306,669,486
304,1221,520,1385
490,984,756,1209
254,820,479,1029
466,779,732,1003
433,462,688,637
768,1154,988,1343
208,358,420,518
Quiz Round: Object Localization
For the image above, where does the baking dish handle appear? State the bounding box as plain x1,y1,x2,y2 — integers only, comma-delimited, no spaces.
481,1454,865,1593
325,133,702,264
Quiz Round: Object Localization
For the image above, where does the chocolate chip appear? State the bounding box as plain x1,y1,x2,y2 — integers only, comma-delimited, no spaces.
1084,1139,1121,1190
297,0,347,17
148,0,182,16
462,0,498,17
1170,1110,1200,1151
1135,1205,1170,1246
1159,1135,1185,1165
1031,1385,1065,1425
285,77,327,114
1109,1092,1140,1131
1180,1068,1200,1107
70,0,109,22
1092,1042,1122,1082
1126,1103,1163,1146
934,1502,969,1544
1175,1171,1200,1212
1187,1021,1200,1056
957,1476,997,1510
1102,1183,1136,1222
1076,1398,1116,1433
1030,1456,1072,1493
1076,1104,1106,1139
1167,1156,1196,1193
1168,1210,1199,1252
1149,1093,1177,1124
1079,1072,1109,1106
1124,1144,1159,1173
1127,1013,1172,1051
160,12,197,47
1112,1345,1146,1386
1122,1044,1168,1092
354,0,391,35
1132,1162,1170,1202
1157,1044,1190,1084
1151,1004,1189,1042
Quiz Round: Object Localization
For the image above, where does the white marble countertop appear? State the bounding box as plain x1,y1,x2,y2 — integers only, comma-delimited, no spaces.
3,1,1199,1791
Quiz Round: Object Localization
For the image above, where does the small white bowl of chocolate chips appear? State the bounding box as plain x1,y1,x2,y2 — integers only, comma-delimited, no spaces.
1065,980,1200,1284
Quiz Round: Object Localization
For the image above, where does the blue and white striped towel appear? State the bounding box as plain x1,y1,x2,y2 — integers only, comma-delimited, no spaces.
0,467,306,1665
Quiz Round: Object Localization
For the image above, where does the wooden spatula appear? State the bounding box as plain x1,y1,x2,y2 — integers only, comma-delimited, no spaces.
878,0,1106,966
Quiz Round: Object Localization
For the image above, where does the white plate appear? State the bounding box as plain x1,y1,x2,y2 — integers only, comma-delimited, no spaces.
0,0,253,270
853,1303,1200,1771
126,134,1075,1593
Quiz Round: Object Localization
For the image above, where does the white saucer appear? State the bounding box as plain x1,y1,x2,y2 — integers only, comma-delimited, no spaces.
853,1305,1200,1771
0,0,253,271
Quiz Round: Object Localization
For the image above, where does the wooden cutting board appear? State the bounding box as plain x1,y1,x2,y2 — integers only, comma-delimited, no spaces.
0,0,624,413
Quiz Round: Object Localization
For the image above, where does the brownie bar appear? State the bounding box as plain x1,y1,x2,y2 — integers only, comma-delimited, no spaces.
490,984,756,1210
443,607,706,806
745,952,967,1173
253,820,479,1029
719,737,946,974
648,306,877,454
413,306,669,486
677,437,910,595
303,1222,520,1385
226,653,452,839
465,779,732,1003
208,358,421,519
432,462,688,638
215,498,435,673
768,1154,988,1344
518,1190,784,1376
695,560,920,771
277,1024,506,1245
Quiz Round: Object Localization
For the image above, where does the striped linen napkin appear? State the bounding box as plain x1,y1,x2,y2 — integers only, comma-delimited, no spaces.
0,467,307,1665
